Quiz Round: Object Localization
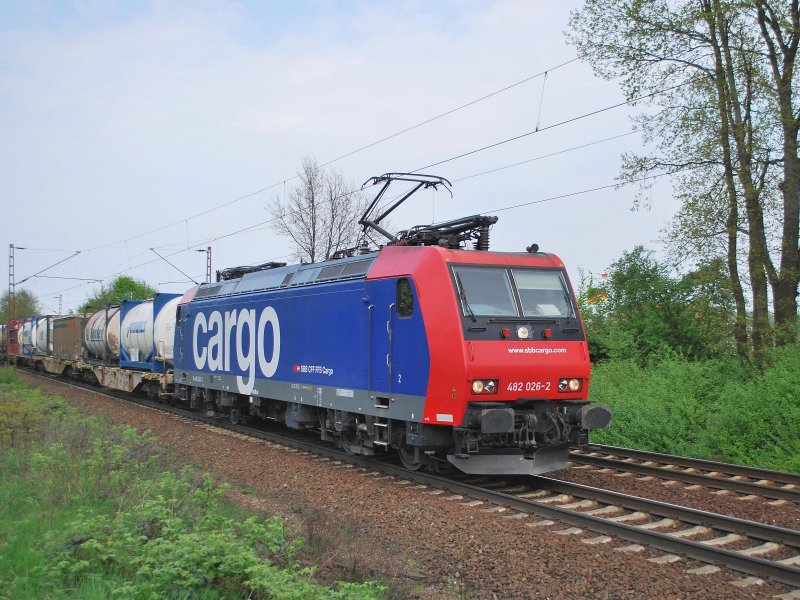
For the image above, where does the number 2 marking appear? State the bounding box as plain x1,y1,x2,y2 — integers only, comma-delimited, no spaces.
397,373,402,384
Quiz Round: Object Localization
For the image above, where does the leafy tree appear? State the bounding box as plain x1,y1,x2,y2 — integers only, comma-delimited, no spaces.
78,276,156,313
568,0,800,360
678,257,738,355
580,247,735,364
268,157,369,263
0,289,41,321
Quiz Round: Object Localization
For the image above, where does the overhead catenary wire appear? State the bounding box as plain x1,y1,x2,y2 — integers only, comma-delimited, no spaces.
150,248,199,285
409,79,694,173
43,167,677,305
37,125,648,302
80,57,581,255
452,130,638,182
17,250,81,285
535,70,548,131
50,62,619,293
30,275,103,282
318,57,580,169
489,168,691,214
36,128,639,302
10,247,80,252
38,78,690,305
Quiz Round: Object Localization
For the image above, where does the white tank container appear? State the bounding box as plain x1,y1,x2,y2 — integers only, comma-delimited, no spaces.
120,301,154,363
35,317,54,353
21,319,35,352
120,297,180,365
153,296,180,364
84,307,120,359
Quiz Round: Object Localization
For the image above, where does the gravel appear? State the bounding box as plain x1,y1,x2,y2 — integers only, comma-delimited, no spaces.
17,370,797,600
554,466,800,531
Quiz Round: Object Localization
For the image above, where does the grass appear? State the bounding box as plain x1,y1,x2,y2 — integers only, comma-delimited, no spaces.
0,367,385,599
588,344,800,473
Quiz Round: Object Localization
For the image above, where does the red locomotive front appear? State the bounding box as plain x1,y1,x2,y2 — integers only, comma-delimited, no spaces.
370,244,609,475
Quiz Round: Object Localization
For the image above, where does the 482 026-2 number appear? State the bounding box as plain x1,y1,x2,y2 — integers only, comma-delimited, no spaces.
506,381,551,392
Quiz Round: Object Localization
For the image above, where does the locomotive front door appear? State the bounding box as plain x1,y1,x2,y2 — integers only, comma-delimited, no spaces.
366,277,424,403
366,280,392,401
389,277,418,397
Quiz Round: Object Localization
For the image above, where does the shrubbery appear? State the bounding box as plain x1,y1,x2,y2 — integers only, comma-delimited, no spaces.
589,345,800,473
578,246,800,473
0,370,384,599
579,248,736,364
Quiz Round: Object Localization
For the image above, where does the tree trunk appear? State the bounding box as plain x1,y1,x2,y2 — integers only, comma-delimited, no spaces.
707,0,774,362
755,1,800,344
775,135,800,343
726,185,750,360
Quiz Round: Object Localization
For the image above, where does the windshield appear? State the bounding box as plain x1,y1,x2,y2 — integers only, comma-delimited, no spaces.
453,266,518,316
512,269,574,317
453,265,574,318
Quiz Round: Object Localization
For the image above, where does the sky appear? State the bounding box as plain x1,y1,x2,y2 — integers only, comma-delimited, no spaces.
1,0,678,314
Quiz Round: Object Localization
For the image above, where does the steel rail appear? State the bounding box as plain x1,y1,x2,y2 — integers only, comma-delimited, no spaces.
570,453,800,502
439,481,800,588
20,371,800,589
523,476,800,548
585,445,800,487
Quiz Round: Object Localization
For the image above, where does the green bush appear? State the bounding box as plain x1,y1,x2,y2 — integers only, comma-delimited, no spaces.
47,466,385,598
589,346,800,473
704,345,800,472
52,471,335,599
0,376,385,599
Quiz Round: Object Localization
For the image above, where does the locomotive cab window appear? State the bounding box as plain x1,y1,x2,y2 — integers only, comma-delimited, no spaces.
397,278,414,318
452,266,517,317
512,269,574,318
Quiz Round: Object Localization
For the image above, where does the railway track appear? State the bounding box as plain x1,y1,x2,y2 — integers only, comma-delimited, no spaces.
20,370,800,592
447,472,800,589
570,445,800,502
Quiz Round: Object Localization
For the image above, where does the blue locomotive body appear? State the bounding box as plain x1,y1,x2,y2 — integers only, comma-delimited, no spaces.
173,255,432,427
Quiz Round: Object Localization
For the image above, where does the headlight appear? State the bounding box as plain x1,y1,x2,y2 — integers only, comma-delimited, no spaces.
558,378,583,393
516,326,530,339
471,379,499,395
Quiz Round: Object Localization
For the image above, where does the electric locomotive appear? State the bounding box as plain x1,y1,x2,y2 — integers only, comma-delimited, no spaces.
172,174,610,475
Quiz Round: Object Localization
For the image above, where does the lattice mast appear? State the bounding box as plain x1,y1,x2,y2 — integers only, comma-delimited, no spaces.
8,244,15,320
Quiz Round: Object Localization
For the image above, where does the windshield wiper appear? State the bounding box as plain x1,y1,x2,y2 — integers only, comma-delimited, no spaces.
455,272,477,323
560,292,576,318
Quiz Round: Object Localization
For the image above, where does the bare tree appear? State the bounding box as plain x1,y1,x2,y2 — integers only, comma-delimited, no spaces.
269,157,370,263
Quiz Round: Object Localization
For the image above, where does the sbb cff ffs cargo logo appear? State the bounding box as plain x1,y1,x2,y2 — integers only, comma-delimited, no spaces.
191,307,281,395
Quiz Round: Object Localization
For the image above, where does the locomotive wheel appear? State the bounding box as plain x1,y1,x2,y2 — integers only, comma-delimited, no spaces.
340,430,361,455
229,408,242,425
398,440,423,471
